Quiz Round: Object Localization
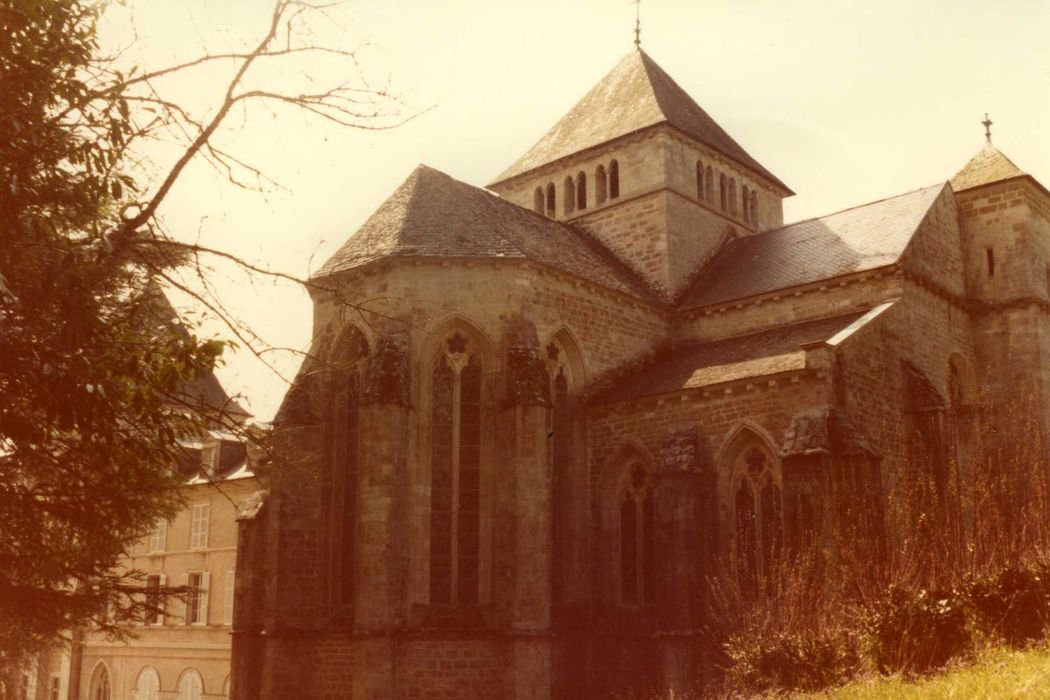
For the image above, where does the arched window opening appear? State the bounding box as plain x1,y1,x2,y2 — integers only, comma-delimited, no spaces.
545,183,556,217
719,174,727,211
533,187,544,214
576,171,587,210
696,161,705,200
620,462,654,605
729,178,738,216
609,160,620,199
91,666,111,700
430,331,482,606
136,668,160,700
732,445,781,588
741,186,750,223
596,165,608,205
177,670,203,700
749,191,758,227
547,339,576,605
563,176,576,216
705,165,714,202
333,328,369,608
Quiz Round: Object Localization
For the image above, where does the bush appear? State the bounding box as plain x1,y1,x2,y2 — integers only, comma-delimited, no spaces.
865,586,971,675
969,565,1050,647
724,628,862,693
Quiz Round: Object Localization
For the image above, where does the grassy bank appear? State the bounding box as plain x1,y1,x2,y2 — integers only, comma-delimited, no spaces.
792,646,1050,699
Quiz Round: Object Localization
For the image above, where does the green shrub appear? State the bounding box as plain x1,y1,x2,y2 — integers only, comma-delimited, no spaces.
968,566,1050,647
865,586,971,675
724,628,862,693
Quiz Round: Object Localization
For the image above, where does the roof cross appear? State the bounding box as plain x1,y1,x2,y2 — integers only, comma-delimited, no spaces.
632,0,642,48
982,113,993,143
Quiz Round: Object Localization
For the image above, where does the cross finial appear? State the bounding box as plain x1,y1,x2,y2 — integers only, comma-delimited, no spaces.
982,113,993,143
632,0,641,48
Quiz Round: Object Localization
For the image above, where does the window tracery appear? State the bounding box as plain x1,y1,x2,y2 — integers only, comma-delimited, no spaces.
733,445,781,587
620,462,654,605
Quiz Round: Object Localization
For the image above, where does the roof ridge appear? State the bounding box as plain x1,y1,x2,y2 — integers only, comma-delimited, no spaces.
768,183,946,234
673,309,867,351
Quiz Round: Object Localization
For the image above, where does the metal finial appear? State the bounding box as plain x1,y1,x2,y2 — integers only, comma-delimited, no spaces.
982,113,993,143
632,0,641,47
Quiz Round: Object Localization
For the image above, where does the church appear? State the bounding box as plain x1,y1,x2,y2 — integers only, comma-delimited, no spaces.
230,44,1050,699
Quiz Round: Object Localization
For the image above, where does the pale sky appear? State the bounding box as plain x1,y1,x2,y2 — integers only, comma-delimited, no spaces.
100,0,1050,420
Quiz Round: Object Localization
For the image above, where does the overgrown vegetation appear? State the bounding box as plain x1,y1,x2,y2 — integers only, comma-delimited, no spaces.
708,393,1050,696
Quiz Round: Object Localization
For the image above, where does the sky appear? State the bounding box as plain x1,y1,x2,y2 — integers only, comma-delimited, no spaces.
98,0,1050,420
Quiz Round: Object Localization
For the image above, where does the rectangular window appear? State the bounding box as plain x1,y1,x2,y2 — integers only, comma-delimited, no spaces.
223,570,235,626
189,502,210,549
148,519,167,553
49,676,60,700
144,574,161,625
201,442,220,474
986,247,995,277
185,571,210,625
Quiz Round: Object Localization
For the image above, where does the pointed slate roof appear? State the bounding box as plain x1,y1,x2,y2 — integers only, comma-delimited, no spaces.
950,144,1027,192
491,49,791,193
314,165,655,300
681,184,946,310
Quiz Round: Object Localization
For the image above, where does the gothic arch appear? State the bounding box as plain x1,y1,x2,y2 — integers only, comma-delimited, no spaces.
599,440,657,605
326,321,374,366
416,315,497,607
88,661,112,700
544,326,587,388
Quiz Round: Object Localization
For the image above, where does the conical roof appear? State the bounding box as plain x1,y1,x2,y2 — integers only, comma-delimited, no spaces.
314,165,655,300
491,49,790,193
950,144,1026,192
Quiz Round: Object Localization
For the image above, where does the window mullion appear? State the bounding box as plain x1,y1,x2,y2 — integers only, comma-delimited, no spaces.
449,364,463,604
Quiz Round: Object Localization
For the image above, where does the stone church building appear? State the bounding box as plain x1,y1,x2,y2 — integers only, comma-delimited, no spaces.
231,48,1050,698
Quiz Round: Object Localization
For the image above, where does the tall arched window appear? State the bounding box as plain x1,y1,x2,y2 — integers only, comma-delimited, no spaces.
696,161,705,200
545,183,556,217
563,176,575,215
705,165,714,202
332,328,369,607
609,160,620,199
546,338,577,604
177,670,203,700
91,665,111,700
732,446,781,587
135,668,160,700
596,165,608,205
620,462,654,605
741,185,750,223
749,191,758,227
729,177,738,216
576,171,587,210
719,173,727,211
533,187,544,214
430,331,483,605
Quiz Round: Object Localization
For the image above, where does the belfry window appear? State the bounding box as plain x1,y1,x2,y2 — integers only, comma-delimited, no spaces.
697,161,705,200
620,462,654,605
749,191,758,227
545,182,556,217
596,165,608,205
705,165,714,202
733,446,781,587
430,332,482,605
533,187,544,214
564,176,576,215
741,185,750,223
609,159,620,199
719,174,727,211
576,171,587,210
729,177,738,216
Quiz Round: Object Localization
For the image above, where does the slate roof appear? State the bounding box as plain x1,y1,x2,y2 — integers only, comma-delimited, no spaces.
313,165,655,300
599,311,871,403
950,144,1027,192
490,49,790,193
681,184,945,310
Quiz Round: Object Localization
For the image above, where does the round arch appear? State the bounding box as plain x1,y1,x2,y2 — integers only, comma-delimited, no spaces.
135,666,161,700
176,669,204,700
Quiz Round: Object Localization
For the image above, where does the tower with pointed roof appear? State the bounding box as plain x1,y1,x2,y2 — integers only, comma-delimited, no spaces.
232,42,1050,700
489,48,792,301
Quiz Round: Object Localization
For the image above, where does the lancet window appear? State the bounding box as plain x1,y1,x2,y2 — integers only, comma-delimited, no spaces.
545,182,556,217
333,328,369,607
733,446,781,587
596,164,608,205
564,176,576,215
620,462,654,605
533,187,544,214
609,159,620,199
576,171,587,210
430,332,483,605
546,340,574,603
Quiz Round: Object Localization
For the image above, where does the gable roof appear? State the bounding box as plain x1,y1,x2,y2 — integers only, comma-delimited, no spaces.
950,144,1027,192
681,184,945,310
599,311,872,403
314,165,655,300
490,49,790,193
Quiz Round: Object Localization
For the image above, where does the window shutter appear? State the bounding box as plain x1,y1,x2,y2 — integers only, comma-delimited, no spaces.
179,572,189,624
198,572,210,625
158,574,167,625
223,570,235,626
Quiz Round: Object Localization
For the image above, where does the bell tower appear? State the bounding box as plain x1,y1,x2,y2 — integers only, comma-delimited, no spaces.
489,48,792,301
